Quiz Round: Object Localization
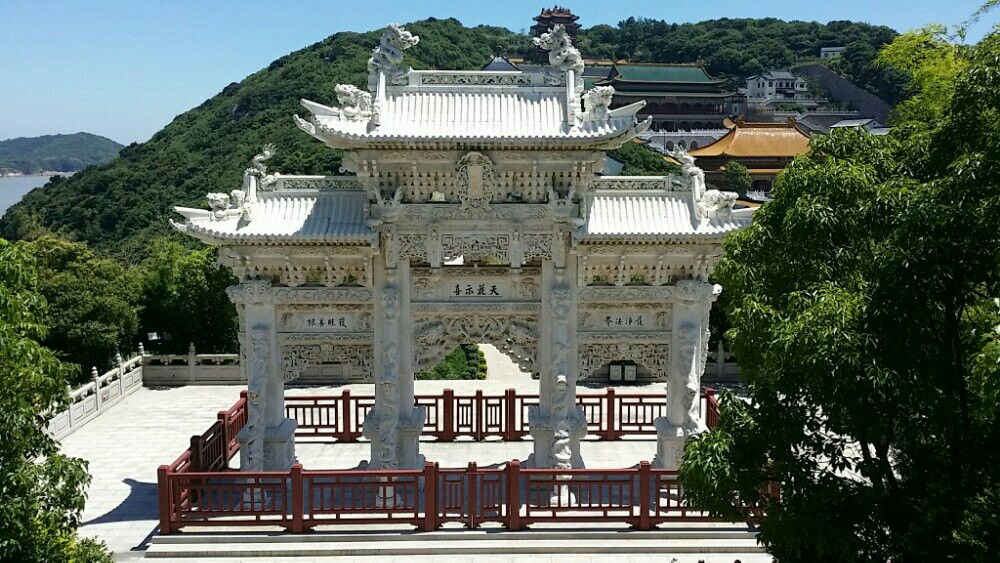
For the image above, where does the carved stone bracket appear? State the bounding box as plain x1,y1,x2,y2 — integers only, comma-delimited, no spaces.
578,285,674,302
441,234,510,263
227,279,274,305
271,287,373,304
281,343,374,382
413,314,537,374
400,204,550,221
670,280,722,305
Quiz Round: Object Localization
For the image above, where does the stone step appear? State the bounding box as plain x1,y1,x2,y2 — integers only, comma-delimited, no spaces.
144,527,768,559
151,527,756,544
144,538,766,559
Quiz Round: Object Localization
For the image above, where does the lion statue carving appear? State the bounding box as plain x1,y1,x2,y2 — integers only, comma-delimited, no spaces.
583,86,615,121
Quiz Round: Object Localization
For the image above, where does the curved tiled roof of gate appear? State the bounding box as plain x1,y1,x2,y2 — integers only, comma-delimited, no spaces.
173,192,374,245
579,191,746,241
296,70,651,149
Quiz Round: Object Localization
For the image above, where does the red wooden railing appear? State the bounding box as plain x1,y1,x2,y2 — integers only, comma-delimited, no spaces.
286,388,722,443
159,459,768,534
158,388,740,534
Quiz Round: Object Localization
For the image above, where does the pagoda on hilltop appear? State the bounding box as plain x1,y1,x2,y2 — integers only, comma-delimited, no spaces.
170,23,750,477
531,6,581,37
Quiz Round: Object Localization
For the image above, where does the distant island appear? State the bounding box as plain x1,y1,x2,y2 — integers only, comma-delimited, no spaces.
0,132,123,176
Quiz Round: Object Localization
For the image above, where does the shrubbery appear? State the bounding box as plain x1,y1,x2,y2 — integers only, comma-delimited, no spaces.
417,344,488,380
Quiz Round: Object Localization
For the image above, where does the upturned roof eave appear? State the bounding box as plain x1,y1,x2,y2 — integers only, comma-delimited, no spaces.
573,231,735,244
173,222,377,247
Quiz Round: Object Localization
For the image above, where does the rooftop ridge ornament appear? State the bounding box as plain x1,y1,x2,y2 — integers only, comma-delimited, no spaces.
367,24,420,92
668,146,738,221
532,24,584,89
581,85,615,123
246,143,275,178
327,84,374,122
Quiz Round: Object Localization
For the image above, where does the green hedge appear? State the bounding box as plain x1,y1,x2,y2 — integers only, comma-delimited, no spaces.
416,344,488,380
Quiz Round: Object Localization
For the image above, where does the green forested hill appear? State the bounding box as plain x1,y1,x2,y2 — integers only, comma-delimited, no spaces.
0,132,123,174
0,17,901,259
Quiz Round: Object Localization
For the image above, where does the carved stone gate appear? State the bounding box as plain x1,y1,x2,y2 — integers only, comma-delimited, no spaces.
172,24,751,475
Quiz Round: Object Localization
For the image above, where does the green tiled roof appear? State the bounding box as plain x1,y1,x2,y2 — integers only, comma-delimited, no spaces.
609,64,717,83
612,91,737,98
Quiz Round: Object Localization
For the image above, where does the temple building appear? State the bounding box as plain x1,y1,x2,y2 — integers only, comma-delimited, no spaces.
595,63,743,132
171,24,750,477
689,119,811,193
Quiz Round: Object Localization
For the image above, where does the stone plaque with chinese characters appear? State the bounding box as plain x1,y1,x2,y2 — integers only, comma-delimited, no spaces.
447,281,503,299
587,311,652,330
292,312,359,332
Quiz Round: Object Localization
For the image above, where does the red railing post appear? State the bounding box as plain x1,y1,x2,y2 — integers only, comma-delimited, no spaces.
604,387,617,440
216,411,229,469
705,388,719,429
504,388,517,441
340,389,353,442
157,465,172,534
442,389,455,442
638,461,652,531
507,460,521,531
188,435,203,502
466,462,479,529
189,435,202,472
290,463,304,533
422,461,438,531
474,390,485,441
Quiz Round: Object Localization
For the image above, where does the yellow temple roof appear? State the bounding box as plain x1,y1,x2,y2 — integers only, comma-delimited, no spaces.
689,121,810,158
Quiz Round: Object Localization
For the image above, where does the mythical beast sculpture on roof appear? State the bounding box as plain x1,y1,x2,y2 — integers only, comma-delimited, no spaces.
533,24,584,88
367,23,420,90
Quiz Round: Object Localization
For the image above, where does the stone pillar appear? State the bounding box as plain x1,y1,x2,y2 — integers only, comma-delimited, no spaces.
231,280,297,472
364,252,425,471
654,280,720,470
529,259,586,469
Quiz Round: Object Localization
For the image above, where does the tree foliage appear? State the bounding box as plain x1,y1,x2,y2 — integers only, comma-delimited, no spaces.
609,141,679,176
680,24,1000,561
723,161,752,197
138,237,238,354
0,239,111,562
18,235,140,383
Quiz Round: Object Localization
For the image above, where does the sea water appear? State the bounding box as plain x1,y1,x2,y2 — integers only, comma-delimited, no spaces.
0,175,53,215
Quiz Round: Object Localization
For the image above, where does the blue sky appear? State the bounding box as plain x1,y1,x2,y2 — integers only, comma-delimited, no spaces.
1,0,996,144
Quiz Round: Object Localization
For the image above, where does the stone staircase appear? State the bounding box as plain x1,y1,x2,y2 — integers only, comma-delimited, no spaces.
143,524,771,560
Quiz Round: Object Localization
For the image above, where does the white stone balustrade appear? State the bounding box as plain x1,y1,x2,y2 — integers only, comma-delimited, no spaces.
48,350,145,440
